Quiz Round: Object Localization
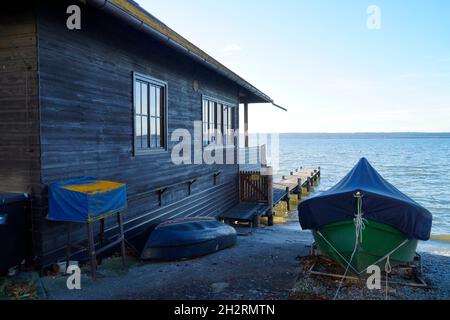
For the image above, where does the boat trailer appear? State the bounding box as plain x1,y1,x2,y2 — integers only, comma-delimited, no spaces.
307,243,429,289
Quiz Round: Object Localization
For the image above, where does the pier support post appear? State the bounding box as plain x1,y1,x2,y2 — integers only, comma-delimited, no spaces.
311,172,316,186
297,178,302,200
306,177,311,192
285,187,290,212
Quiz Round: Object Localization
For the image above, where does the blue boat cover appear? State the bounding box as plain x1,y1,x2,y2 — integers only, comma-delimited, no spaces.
48,177,127,222
298,158,432,240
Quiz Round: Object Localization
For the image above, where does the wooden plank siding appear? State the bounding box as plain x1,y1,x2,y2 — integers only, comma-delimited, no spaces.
32,1,242,266
0,8,39,193
0,6,42,260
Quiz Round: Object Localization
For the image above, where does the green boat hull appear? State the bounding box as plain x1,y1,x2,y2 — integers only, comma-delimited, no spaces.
313,220,418,274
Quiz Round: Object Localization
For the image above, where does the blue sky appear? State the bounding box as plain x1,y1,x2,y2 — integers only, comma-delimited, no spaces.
138,0,450,133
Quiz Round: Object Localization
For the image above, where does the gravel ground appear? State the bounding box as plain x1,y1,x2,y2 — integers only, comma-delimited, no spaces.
4,187,448,301
41,223,313,300
291,239,450,300
5,173,448,301
31,219,450,301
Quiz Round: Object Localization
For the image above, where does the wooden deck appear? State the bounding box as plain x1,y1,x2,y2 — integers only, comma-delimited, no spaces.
219,202,268,232
273,167,321,205
220,167,321,227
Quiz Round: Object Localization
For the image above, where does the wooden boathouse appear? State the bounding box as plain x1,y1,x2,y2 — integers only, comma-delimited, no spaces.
0,0,289,268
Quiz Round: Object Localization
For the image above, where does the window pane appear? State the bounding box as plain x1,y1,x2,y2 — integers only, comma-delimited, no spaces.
135,115,142,149
228,108,233,129
142,116,148,148
229,108,234,145
150,85,156,117
209,101,215,125
209,101,215,143
225,106,229,144
156,87,161,117
206,118,212,144
207,101,211,129
150,116,157,148
203,100,208,122
156,118,161,148
216,104,222,130
223,107,228,129
202,99,208,146
141,83,148,116
135,82,142,115
203,123,208,146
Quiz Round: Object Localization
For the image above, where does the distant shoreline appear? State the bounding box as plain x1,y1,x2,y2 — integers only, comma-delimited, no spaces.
249,132,450,139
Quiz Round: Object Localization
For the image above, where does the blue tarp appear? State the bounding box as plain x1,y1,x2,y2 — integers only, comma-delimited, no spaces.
47,177,127,223
298,158,432,240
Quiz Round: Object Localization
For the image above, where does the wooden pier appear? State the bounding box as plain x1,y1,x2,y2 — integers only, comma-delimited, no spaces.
273,167,321,208
220,166,321,228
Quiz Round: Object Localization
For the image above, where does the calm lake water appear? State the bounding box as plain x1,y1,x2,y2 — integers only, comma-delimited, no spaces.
269,133,450,236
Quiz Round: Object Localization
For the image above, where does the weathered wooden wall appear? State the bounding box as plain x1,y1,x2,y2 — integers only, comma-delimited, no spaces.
0,6,43,258
0,8,39,193
35,1,241,266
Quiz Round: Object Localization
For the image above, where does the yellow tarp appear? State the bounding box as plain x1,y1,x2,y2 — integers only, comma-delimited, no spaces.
63,181,125,195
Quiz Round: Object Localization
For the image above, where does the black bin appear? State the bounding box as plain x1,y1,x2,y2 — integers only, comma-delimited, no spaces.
0,193,29,274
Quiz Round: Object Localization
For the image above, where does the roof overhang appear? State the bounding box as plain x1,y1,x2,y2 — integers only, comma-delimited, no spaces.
81,0,285,109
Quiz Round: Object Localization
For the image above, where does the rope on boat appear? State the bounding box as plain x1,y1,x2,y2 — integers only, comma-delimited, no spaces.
354,193,368,243
333,192,366,300
357,239,409,275
356,238,408,300
385,256,392,300
316,231,359,274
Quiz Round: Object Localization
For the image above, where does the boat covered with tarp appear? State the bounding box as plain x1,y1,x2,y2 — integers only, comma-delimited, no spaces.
298,158,432,274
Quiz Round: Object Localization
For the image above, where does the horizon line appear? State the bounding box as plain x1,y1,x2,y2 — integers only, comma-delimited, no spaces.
247,131,450,135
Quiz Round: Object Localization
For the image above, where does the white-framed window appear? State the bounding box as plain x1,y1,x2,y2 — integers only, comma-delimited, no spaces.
202,96,235,147
133,73,168,154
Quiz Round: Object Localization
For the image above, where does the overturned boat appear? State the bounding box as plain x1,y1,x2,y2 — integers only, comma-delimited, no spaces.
298,158,432,274
141,217,237,261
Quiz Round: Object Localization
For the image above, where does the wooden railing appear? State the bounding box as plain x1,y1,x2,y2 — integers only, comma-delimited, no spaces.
239,167,273,226
239,169,274,224
240,168,273,198
240,171,268,202
239,145,267,171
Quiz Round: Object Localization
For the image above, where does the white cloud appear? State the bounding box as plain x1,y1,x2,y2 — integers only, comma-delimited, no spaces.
221,44,243,56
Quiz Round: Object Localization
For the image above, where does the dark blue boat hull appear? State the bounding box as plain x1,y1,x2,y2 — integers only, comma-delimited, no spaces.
141,217,237,261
